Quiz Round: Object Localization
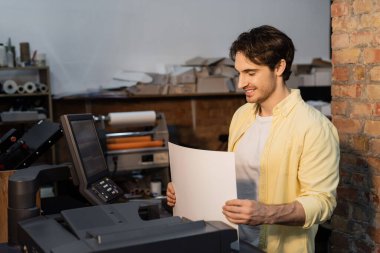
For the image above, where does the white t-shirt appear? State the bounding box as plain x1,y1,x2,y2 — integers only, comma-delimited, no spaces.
235,114,272,246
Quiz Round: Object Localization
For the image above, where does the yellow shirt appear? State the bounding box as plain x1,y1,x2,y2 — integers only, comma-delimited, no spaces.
228,89,340,253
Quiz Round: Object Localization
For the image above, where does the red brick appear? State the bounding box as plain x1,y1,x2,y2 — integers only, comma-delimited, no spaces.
354,239,374,253
331,84,342,97
331,84,363,98
332,48,361,64
350,102,372,118
372,175,380,193
370,66,380,81
341,84,362,98
337,132,350,150
360,12,380,29
333,118,362,134
332,33,350,49
364,48,380,64
352,221,368,236
352,204,370,222
352,135,369,152
375,103,380,116
333,117,362,134
332,16,360,32
373,213,380,228
352,172,369,187
368,157,380,175
331,100,348,115
339,170,349,185
331,215,350,233
375,32,380,45
367,85,380,100
333,66,350,81
368,226,380,244
353,65,366,81
337,186,359,202
330,230,352,251
334,200,351,217
365,120,380,136
352,30,373,47
370,138,380,154
369,190,380,211
340,152,367,171
353,0,373,14
331,2,350,17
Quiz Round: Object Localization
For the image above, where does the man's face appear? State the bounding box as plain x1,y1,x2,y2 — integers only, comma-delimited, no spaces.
234,52,277,104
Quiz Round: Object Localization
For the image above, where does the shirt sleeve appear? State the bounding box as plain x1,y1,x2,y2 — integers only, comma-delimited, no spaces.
295,119,340,229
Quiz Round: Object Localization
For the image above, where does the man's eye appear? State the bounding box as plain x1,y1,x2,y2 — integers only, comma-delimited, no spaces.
248,72,255,76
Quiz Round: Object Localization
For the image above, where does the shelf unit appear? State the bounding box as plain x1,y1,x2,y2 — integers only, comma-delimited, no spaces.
0,66,55,164
0,66,52,119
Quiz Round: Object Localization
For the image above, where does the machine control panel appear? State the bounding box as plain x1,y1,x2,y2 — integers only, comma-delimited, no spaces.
91,177,123,203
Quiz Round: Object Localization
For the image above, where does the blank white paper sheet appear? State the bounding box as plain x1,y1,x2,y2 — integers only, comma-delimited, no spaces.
168,142,237,229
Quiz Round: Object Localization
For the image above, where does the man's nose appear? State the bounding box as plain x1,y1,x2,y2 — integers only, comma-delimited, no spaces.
237,76,246,89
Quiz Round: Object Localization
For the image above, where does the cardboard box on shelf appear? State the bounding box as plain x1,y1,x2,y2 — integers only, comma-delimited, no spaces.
148,72,170,85
293,64,313,75
219,58,234,66
127,83,168,96
168,83,196,94
292,64,314,87
197,77,235,94
314,67,331,86
213,65,238,78
299,74,314,87
185,57,226,77
194,67,210,79
169,66,196,85
297,67,331,87
292,59,331,87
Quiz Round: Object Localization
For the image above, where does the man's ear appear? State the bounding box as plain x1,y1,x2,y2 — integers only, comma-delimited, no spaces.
275,59,286,77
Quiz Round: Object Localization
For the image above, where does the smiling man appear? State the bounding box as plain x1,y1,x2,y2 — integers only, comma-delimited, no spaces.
166,25,340,253
223,25,340,253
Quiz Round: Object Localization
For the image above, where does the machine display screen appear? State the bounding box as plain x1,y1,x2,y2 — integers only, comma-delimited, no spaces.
70,119,108,181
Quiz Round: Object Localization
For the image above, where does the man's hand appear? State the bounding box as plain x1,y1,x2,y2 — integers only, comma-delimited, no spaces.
222,199,268,226
166,182,176,207
222,199,305,226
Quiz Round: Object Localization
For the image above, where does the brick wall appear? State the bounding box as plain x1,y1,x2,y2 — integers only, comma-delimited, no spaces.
331,0,380,252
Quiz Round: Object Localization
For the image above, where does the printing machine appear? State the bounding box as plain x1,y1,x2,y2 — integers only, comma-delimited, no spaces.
95,111,169,172
5,112,264,253
5,113,244,253
7,164,238,253
18,204,237,253
94,111,170,195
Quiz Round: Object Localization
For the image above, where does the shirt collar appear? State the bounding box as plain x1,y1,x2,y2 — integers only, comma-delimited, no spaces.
251,88,302,118
273,89,302,117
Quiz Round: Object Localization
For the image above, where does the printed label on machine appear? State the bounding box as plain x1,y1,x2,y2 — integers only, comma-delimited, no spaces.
154,152,169,163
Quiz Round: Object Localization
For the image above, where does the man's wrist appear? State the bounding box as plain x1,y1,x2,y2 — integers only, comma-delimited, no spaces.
259,201,305,226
